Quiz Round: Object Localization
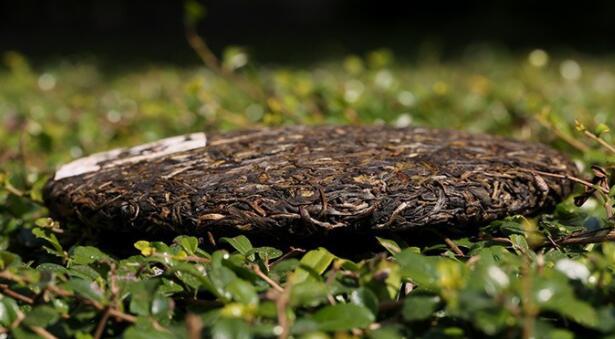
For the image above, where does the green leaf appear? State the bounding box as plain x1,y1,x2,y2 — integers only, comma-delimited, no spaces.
134,240,153,256
0,250,21,269
290,281,329,307
350,287,379,317
0,297,20,327
226,278,259,305
394,250,440,289
245,246,283,261
312,303,375,331
595,123,610,136
221,235,253,256
173,235,199,255
129,279,161,316
23,305,60,327
534,274,598,327
151,295,173,320
291,248,335,284
376,236,402,255
509,234,530,254
124,320,177,339
211,318,252,339
32,227,65,258
70,246,110,265
368,326,405,339
208,264,240,301
402,294,440,321
36,263,69,275
63,278,105,304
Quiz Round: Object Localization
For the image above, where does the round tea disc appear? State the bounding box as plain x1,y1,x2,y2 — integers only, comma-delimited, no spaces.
43,126,577,238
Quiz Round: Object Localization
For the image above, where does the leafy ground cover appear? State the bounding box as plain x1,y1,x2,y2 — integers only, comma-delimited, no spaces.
1,48,615,338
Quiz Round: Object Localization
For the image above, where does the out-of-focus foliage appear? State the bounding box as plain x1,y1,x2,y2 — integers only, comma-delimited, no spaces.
1,48,615,338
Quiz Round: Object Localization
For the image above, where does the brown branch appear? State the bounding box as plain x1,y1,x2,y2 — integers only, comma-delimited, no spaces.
93,307,112,339
29,326,57,339
46,285,137,323
186,313,203,339
270,247,305,267
185,28,224,75
555,227,615,246
252,264,284,292
0,284,34,304
184,27,263,100
429,229,464,256
268,285,291,339
522,169,609,194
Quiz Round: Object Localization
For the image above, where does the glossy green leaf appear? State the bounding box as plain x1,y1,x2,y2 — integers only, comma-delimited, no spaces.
70,246,110,265
402,294,440,321
221,235,253,256
312,303,375,331
23,305,60,327
291,248,335,284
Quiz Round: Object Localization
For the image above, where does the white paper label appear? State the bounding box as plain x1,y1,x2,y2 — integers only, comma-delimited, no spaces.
54,133,207,180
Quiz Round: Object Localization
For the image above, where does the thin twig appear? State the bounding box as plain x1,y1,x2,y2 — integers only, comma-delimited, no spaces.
29,326,57,339
522,169,609,194
272,286,291,339
521,251,536,339
270,247,305,267
185,27,263,100
252,264,284,292
443,237,464,256
93,307,112,339
535,116,590,152
429,229,464,256
556,227,615,246
186,313,203,339
0,284,35,304
583,130,615,155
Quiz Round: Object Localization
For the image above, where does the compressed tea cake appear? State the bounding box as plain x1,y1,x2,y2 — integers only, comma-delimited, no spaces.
43,125,578,238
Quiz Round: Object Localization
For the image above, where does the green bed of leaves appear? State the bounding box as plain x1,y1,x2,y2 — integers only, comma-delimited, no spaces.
1,48,615,338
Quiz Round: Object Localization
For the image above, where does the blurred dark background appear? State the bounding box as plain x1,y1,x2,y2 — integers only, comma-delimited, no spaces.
2,0,615,64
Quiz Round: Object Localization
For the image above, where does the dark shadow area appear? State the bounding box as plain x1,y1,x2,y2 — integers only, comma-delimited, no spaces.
2,0,615,66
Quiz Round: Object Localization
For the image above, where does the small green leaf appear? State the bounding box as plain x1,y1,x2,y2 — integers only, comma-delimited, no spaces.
129,279,161,316
312,303,375,331
595,123,610,136
290,281,328,307
23,305,60,327
32,227,65,258
291,248,335,284
395,250,440,289
173,235,199,255
63,279,105,304
402,294,440,321
70,246,110,265
226,278,258,305
350,287,379,317
368,326,405,339
134,240,154,256
211,318,251,339
37,263,69,275
245,246,283,261
0,250,22,269
0,297,20,327
221,235,253,256
376,237,402,255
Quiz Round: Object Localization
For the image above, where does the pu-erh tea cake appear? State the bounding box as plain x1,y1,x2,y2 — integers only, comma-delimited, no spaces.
43,125,578,238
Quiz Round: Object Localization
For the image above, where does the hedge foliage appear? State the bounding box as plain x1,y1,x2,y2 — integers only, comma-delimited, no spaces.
1,48,615,338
